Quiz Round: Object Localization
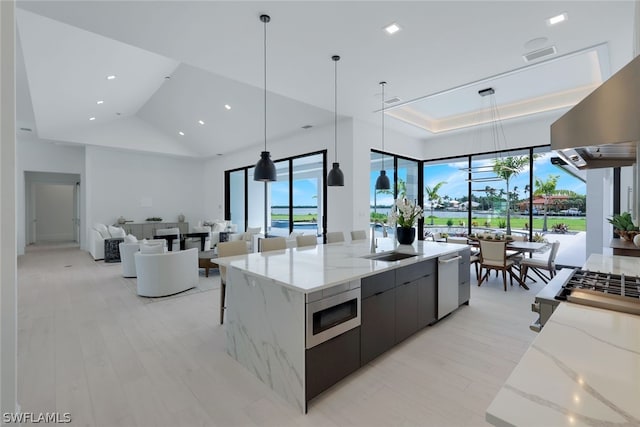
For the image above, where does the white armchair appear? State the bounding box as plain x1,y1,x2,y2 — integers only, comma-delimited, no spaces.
134,248,198,297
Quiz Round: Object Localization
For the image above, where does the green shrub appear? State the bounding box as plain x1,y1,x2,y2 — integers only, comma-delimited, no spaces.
446,219,454,227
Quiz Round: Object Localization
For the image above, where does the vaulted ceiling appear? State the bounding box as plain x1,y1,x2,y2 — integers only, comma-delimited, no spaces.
15,1,635,158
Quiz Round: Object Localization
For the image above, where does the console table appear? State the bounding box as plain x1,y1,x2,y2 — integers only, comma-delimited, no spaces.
609,238,640,257
121,222,188,240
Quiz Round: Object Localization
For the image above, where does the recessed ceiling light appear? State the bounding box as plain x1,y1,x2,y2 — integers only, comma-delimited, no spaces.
198,120,205,125
106,75,116,80
301,125,313,129
546,12,567,26
89,117,96,121
384,22,401,35
224,104,231,110
178,131,185,136
96,100,104,105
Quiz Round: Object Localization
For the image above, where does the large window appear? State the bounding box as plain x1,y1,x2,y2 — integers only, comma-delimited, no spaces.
423,158,469,238
370,151,397,237
225,151,326,239
418,145,586,267
269,160,290,237
292,154,324,239
228,169,245,232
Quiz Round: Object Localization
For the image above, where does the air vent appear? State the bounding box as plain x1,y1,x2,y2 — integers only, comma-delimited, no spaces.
301,125,313,129
523,46,557,62
19,127,32,132
384,96,401,104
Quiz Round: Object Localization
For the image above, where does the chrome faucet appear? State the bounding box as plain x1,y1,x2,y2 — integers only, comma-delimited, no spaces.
371,220,388,253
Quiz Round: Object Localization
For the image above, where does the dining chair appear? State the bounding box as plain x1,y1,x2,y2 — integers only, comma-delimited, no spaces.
217,240,248,324
296,234,317,247
478,239,521,292
260,237,287,252
350,230,367,241
326,231,345,243
520,241,560,284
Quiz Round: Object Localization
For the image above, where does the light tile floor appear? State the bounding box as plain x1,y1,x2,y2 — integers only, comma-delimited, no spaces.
17,243,548,426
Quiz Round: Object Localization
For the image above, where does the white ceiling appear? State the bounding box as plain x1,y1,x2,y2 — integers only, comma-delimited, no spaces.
14,1,636,158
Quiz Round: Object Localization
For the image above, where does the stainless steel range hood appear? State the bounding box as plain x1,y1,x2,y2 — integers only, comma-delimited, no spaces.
550,54,640,170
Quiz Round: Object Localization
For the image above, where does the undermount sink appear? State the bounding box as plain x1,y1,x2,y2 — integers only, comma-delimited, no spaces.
362,251,418,262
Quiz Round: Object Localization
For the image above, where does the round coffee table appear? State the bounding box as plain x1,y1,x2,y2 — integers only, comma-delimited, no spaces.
198,250,218,277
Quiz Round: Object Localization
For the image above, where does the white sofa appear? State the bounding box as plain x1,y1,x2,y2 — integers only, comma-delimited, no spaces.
89,223,127,260
134,248,198,297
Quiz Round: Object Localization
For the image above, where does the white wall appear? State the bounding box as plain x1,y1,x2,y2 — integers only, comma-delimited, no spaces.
34,183,74,241
420,111,562,160
1,0,18,415
16,137,85,254
85,146,207,236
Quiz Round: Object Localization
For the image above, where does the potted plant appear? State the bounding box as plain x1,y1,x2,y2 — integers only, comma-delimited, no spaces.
389,198,424,244
607,212,639,241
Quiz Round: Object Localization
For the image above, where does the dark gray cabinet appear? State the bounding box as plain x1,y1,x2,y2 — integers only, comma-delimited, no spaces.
457,248,471,306
395,280,418,343
306,327,361,401
417,272,437,328
361,259,439,364
360,288,396,365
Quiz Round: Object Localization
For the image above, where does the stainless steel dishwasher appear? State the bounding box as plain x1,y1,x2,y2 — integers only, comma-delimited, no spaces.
438,254,461,319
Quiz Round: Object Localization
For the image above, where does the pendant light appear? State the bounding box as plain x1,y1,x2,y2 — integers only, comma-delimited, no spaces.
253,14,276,182
327,55,344,187
375,81,390,190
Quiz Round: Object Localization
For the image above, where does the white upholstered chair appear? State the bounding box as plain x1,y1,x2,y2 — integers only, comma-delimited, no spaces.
217,240,249,324
326,231,345,243
296,234,317,247
350,230,367,241
520,241,560,284
134,248,198,297
478,240,520,292
260,237,287,252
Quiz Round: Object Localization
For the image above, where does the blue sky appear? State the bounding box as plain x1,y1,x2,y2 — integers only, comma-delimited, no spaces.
271,179,318,206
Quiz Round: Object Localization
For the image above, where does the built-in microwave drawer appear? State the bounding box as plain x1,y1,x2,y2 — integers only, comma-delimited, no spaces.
306,287,361,349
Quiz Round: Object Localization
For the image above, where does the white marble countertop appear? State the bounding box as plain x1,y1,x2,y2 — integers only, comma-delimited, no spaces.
215,239,462,293
583,253,640,276
486,303,640,427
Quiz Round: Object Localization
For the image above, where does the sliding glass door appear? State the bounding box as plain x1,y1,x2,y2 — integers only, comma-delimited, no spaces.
225,151,326,239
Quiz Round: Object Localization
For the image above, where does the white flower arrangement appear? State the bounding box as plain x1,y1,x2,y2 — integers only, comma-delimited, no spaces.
389,198,423,228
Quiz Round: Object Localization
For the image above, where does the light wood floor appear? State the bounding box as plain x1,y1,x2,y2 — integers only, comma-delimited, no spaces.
18,244,546,426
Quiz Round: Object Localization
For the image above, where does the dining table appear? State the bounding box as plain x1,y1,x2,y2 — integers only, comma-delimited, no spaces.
462,238,549,290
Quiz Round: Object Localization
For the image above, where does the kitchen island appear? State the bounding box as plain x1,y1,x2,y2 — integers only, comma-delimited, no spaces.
216,239,470,412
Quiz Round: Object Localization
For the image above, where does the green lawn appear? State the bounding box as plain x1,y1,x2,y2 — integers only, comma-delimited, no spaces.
272,213,317,222
422,216,586,232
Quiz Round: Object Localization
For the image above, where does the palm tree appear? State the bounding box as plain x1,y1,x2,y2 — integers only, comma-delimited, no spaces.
534,175,573,231
493,156,529,235
425,181,446,225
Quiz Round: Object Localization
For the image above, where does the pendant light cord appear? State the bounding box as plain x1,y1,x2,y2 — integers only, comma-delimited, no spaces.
381,81,386,170
334,58,338,162
263,18,267,152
